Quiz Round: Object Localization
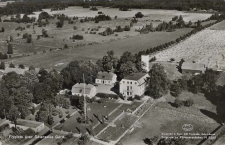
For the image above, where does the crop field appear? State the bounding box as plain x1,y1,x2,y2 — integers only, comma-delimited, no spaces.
6,28,193,70
154,23,225,70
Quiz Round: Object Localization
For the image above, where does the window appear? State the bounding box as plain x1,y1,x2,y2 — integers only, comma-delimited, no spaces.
127,92,129,96
127,86,129,90
131,82,132,84
135,82,137,85
130,86,132,89
127,81,129,84
123,81,125,83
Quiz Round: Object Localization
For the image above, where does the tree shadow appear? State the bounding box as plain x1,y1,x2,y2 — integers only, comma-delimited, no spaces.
110,82,119,94
143,138,151,145
203,91,219,105
200,109,221,124
93,113,102,124
168,102,177,108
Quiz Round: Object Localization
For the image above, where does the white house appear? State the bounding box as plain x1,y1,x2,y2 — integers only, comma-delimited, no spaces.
119,73,149,99
9,119,44,133
141,55,150,72
71,83,97,98
95,71,117,85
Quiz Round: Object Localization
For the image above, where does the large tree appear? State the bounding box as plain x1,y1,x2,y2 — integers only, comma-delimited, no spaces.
1,72,33,117
146,64,170,99
61,60,99,88
7,105,20,128
118,51,137,78
97,50,118,72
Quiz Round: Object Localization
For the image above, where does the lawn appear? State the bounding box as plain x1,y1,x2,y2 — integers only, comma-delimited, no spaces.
119,101,142,113
120,106,219,145
5,28,193,70
98,113,138,141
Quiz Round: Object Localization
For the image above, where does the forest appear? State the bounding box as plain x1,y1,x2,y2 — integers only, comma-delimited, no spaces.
0,0,224,15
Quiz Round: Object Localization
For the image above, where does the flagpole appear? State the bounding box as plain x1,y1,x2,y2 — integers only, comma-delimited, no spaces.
83,74,87,123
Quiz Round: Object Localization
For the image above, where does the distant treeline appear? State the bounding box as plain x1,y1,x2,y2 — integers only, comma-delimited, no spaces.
0,0,225,15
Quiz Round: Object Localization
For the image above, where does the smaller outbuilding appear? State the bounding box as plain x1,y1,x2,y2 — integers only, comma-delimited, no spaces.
71,83,97,98
181,62,206,74
95,71,117,85
9,119,44,133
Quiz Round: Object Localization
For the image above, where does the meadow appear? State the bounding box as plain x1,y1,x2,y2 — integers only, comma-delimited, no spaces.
28,6,211,21
4,28,193,70
0,6,213,70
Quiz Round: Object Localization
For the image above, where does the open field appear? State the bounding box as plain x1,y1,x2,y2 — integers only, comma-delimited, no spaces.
120,106,219,145
210,20,225,30
5,28,193,70
26,6,212,21
154,22,225,70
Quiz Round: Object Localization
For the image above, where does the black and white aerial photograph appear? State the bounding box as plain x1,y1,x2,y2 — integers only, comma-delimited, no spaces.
0,0,224,145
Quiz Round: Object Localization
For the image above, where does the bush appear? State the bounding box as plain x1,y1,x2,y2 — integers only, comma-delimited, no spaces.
124,25,130,31
174,98,183,108
19,64,25,69
96,93,118,99
9,63,15,68
73,26,77,30
29,65,35,71
184,98,194,107
23,33,28,39
135,12,144,18
170,58,175,61
134,95,141,100
72,34,83,40
90,7,98,11
170,82,182,97
114,25,123,32
48,115,54,125
0,62,6,70
0,53,8,59
60,118,65,123
7,44,13,54
27,34,32,43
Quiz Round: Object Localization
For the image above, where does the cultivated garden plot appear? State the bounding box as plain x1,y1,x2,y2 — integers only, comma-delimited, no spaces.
54,102,120,134
154,26,225,70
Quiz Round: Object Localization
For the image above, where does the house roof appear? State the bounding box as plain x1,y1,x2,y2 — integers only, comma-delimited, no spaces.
182,62,206,71
122,73,149,84
96,71,116,80
12,119,43,128
71,83,95,95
